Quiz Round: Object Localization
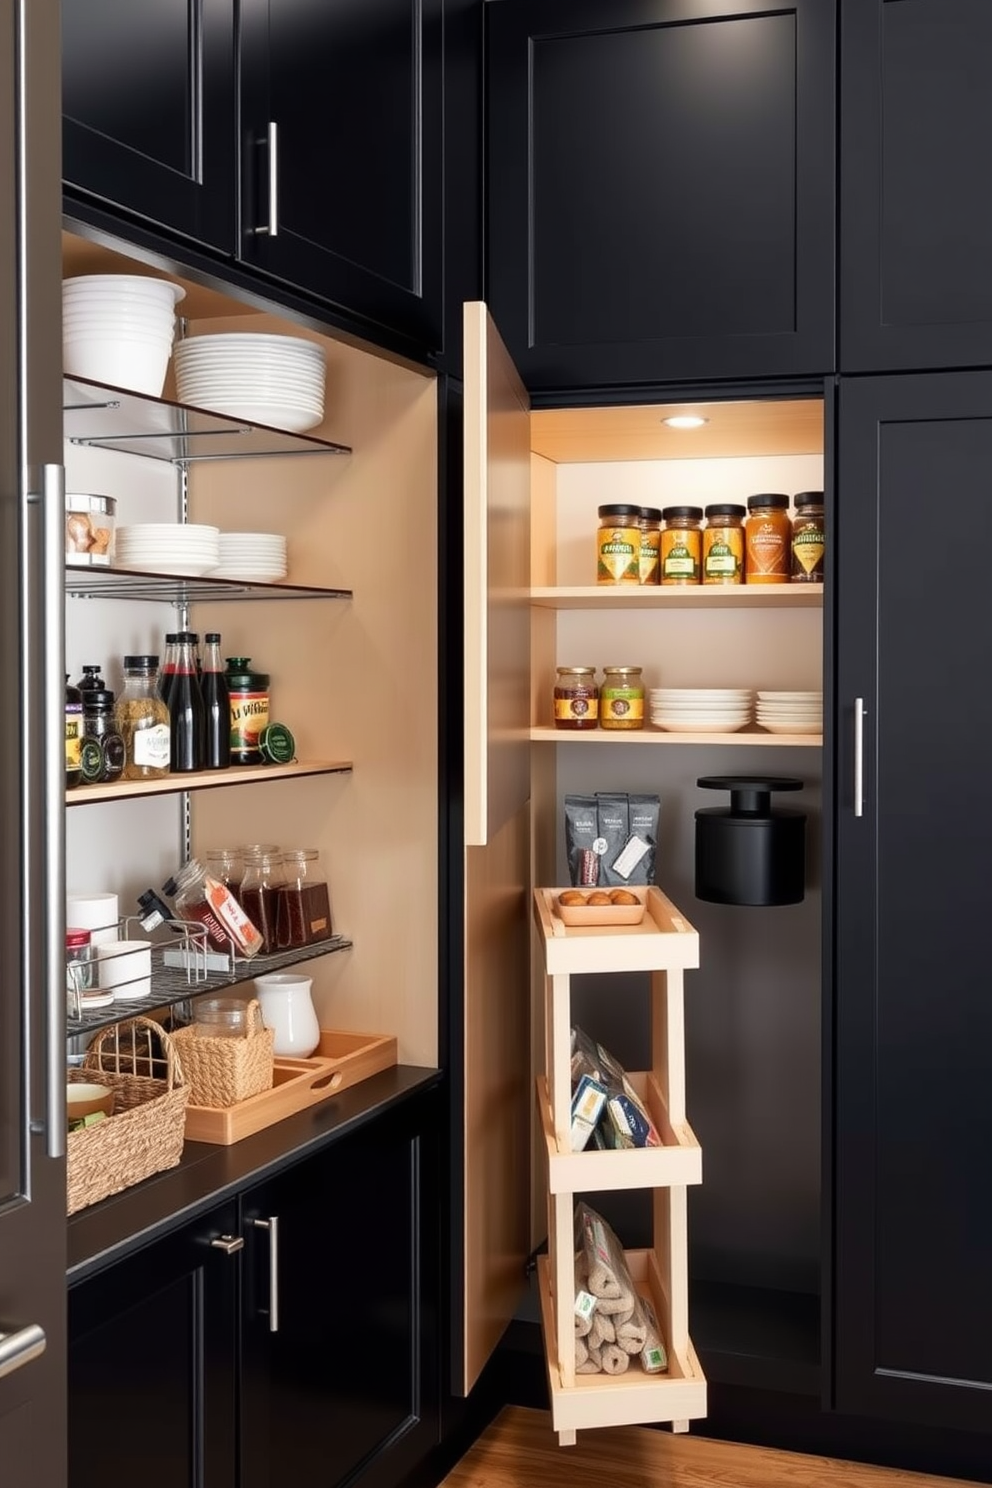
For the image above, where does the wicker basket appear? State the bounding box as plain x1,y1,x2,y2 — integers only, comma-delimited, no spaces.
67,1018,189,1215
170,999,274,1109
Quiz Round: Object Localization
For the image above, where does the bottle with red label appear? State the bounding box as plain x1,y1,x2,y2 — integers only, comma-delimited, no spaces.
225,657,270,765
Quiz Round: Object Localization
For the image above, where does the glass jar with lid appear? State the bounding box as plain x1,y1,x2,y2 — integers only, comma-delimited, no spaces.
745,493,792,584
790,491,824,583
115,655,171,780
276,849,333,949
596,505,641,585
600,666,645,730
638,508,662,585
703,504,746,584
661,507,703,585
554,667,599,731
239,849,284,954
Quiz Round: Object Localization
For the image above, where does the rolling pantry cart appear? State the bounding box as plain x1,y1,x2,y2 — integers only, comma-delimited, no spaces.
533,885,707,1444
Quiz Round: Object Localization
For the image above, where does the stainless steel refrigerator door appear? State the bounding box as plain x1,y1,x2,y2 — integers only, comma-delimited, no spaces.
0,1,67,1483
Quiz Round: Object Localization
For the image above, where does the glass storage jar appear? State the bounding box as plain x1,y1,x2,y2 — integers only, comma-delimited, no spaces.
600,666,645,730
276,849,333,949
790,490,824,583
115,655,170,780
745,493,791,584
703,504,746,584
554,667,599,730
596,505,641,585
660,507,703,585
638,508,662,585
239,849,283,954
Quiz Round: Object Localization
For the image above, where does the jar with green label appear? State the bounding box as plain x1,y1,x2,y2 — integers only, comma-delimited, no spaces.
597,505,641,585
600,666,644,730
638,508,662,585
703,504,746,585
225,657,270,765
661,507,703,585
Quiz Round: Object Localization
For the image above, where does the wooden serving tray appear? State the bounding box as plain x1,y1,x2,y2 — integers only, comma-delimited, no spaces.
184,1029,397,1144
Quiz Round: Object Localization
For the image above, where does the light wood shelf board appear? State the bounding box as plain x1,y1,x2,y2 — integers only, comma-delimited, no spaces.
537,1253,707,1437
66,759,353,805
530,727,822,748
537,1075,702,1194
530,585,823,610
534,886,699,976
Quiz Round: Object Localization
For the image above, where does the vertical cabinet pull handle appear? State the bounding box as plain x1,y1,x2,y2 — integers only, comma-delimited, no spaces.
252,1216,280,1331
0,1324,46,1382
255,122,279,237
853,697,866,819
40,463,67,1157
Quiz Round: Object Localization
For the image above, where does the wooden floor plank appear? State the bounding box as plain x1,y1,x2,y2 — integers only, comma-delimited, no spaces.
441,1406,984,1488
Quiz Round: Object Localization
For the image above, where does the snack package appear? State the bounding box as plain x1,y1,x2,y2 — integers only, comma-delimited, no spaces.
570,1026,662,1149
565,792,660,887
572,1201,668,1375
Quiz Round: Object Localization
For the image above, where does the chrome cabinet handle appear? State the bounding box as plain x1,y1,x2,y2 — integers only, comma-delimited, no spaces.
0,1324,46,1382
210,1234,244,1255
252,1216,280,1331
254,122,279,237
39,463,66,1157
854,697,866,819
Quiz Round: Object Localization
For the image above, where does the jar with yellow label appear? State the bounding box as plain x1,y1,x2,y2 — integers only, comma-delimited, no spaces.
554,667,599,730
790,491,824,583
597,505,641,585
600,666,644,730
638,507,662,585
703,504,745,584
661,506,703,585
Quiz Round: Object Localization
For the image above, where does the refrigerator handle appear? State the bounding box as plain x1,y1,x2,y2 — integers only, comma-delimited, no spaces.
39,462,66,1159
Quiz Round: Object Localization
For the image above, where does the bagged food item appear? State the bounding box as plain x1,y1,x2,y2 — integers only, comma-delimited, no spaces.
565,792,660,887
572,1201,668,1375
570,1026,662,1149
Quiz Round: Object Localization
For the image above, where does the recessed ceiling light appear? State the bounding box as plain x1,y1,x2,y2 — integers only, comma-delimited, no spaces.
662,415,709,429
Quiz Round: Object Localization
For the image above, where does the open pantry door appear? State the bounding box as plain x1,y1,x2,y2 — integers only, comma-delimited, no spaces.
460,303,532,1392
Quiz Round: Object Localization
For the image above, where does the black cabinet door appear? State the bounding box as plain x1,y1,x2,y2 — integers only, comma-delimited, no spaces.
68,1202,240,1488
61,0,237,252
834,372,992,1434
239,0,443,350
240,1090,440,1488
486,0,835,394
840,0,992,372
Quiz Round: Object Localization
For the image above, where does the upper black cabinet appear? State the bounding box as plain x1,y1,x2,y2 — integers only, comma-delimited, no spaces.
239,0,444,349
840,0,992,372
486,0,836,394
61,0,237,252
834,370,992,1434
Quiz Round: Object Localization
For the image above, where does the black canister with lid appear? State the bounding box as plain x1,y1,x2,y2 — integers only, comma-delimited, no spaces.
80,689,125,784
694,776,806,906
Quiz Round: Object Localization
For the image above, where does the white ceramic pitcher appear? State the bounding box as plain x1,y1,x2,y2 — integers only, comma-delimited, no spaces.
253,971,320,1057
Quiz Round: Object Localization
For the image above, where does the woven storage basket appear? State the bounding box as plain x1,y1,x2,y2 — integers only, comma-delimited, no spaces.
67,1017,189,1215
170,999,274,1108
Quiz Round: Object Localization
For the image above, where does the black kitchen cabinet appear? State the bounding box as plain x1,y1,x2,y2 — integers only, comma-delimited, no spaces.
239,0,444,350
834,371,992,1435
68,1199,240,1488
61,0,237,252
240,1088,441,1488
485,0,835,394
840,0,992,372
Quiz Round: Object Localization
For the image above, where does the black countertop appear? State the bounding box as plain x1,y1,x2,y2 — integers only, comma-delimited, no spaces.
67,1063,442,1284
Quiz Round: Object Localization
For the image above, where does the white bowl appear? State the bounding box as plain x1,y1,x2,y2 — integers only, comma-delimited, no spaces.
63,339,173,396
64,274,185,305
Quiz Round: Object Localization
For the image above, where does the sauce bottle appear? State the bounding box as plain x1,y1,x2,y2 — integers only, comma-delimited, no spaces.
65,675,83,788
226,657,270,765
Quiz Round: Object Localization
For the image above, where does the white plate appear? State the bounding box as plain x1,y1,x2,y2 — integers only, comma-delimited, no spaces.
194,402,324,432
653,718,751,733
116,558,219,577
209,569,288,582
756,720,823,735
756,691,822,702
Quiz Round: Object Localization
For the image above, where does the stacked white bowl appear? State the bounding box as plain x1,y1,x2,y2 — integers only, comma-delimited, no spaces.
212,532,288,582
755,691,823,735
649,688,753,733
115,523,220,577
173,332,326,432
63,274,185,396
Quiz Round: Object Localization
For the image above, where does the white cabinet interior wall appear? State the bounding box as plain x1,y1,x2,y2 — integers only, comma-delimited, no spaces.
62,231,440,1068
527,403,825,1303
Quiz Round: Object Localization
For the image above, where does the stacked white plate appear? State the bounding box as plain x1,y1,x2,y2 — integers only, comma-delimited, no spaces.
211,531,288,582
63,274,185,396
173,332,326,432
756,691,823,735
649,688,753,733
115,523,220,577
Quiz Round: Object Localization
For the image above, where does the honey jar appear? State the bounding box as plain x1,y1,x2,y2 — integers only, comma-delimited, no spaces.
745,493,791,584
554,667,599,731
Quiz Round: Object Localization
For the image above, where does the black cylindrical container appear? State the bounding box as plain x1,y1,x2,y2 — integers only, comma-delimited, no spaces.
694,776,806,906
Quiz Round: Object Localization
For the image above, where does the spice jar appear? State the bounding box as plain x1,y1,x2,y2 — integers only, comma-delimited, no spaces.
79,689,125,785
600,666,645,730
554,667,599,731
791,491,825,583
745,494,792,584
703,504,746,584
638,508,662,585
116,655,170,780
660,507,703,585
226,657,270,764
596,505,641,585
276,849,333,949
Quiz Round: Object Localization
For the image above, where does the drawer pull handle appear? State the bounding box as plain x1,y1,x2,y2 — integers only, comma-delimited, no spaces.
253,1216,280,1331
210,1234,244,1255
0,1324,46,1382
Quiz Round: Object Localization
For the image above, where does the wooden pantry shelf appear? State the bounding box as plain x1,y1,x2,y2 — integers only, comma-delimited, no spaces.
66,759,352,805
530,726,822,747
530,585,823,610
537,1074,702,1194
534,886,699,977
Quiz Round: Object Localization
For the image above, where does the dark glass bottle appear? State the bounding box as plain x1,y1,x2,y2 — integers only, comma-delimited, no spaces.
169,631,206,772
200,632,231,769
79,689,125,784
159,633,179,708
74,664,105,693
65,675,82,788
